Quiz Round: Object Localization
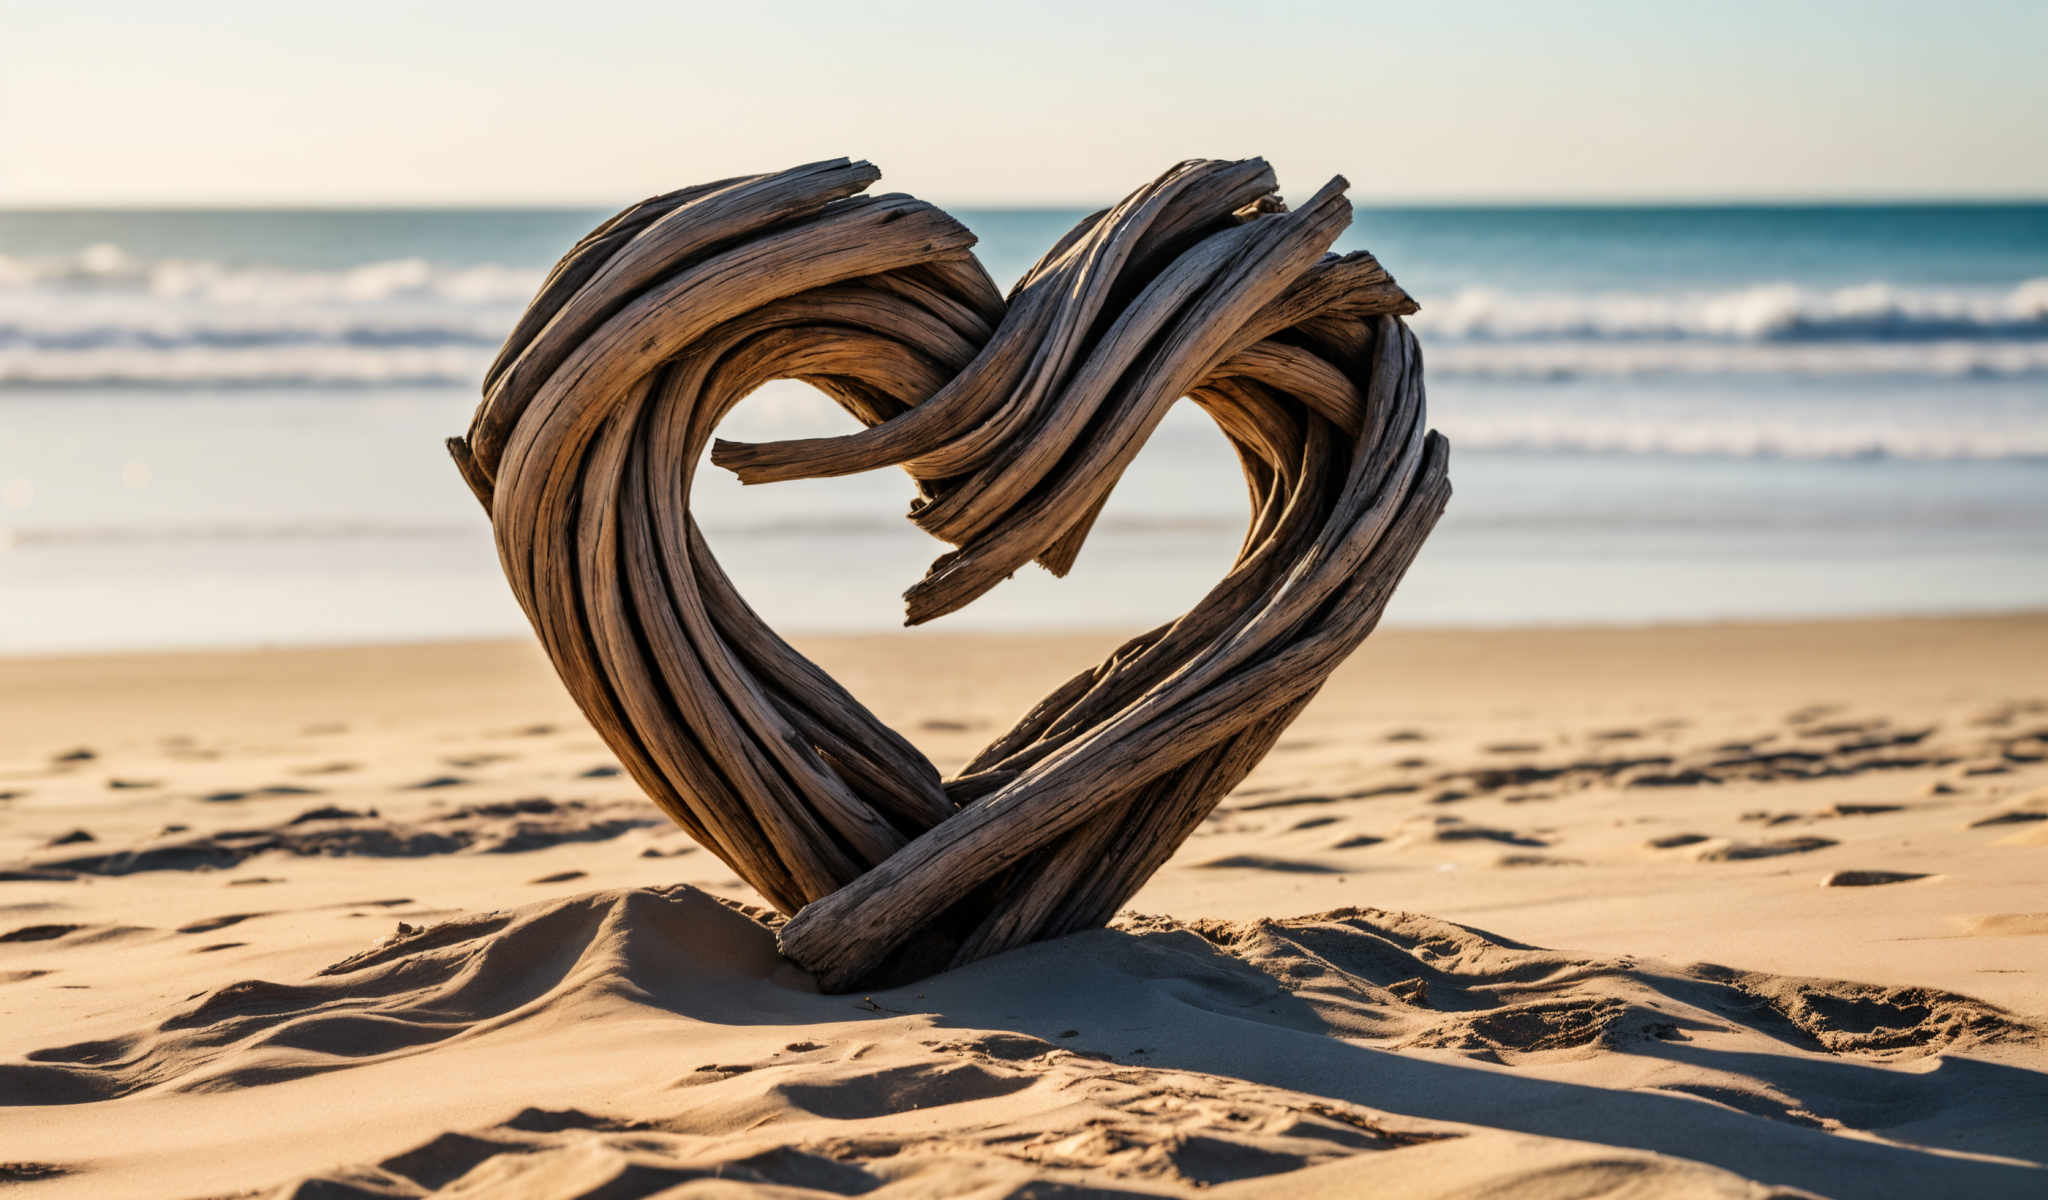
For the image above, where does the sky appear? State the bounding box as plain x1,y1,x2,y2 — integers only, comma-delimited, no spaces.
6,0,2046,206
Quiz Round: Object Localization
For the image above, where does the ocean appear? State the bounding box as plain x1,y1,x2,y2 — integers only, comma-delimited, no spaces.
2,201,2045,653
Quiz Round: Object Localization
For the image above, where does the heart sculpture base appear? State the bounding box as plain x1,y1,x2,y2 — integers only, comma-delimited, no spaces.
449,157,1450,991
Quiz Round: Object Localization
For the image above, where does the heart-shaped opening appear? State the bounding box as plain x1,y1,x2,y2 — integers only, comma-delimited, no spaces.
697,381,1251,646
450,157,1451,990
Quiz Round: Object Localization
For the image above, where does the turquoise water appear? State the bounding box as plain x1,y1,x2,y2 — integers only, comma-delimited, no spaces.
1,200,2044,651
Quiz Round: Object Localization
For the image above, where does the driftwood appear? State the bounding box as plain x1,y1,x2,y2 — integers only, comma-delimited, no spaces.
449,157,1450,991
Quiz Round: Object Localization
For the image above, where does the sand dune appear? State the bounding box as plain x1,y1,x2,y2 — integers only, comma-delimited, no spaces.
2,615,2045,1196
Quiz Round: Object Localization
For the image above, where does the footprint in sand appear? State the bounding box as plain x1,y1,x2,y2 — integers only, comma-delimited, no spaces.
1646,833,1710,849
45,829,94,847
1,923,83,943
204,784,321,803
1338,782,1421,801
1625,768,1716,789
528,870,589,884
1331,834,1385,850
288,805,378,824
1408,817,1546,848
446,797,560,818
1823,870,1933,887
577,765,622,779
176,913,262,935
1696,836,1837,862
1195,854,1344,874
1826,802,1906,817
293,762,362,777
404,775,470,790
1967,809,2048,829
1236,792,1339,812
50,747,96,765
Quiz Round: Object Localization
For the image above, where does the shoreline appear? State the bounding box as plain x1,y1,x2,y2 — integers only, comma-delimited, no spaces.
4,609,2044,750
6,603,2048,656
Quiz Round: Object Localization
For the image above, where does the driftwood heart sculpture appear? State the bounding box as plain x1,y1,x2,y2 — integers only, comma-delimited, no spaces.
448,157,1450,990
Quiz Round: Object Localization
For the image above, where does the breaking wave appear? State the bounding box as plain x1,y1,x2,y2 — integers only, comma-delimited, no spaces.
1414,278,2048,380
1414,278,2048,343
5,245,2048,387
1426,339,2048,381
0,243,541,305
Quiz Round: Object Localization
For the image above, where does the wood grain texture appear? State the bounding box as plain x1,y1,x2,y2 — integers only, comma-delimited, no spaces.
450,157,1450,989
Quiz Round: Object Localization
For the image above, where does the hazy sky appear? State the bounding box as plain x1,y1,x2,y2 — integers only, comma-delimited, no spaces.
8,1,2045,205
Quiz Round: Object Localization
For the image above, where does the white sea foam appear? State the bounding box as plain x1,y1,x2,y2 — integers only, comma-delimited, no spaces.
0,244,542,305
0,245,528,386
6,245,2048,388
1426,339,2048,380
1413,278,2048,342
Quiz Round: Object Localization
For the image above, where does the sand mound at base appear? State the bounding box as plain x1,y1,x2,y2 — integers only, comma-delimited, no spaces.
2,886,794,1106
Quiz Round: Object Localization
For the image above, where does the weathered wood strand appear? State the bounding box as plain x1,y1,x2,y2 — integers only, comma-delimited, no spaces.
450,157,1451,990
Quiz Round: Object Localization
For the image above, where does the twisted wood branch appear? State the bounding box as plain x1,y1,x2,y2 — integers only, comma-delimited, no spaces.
451,157,1449,989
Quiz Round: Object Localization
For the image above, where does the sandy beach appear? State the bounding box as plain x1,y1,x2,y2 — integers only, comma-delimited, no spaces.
0,613,2042,1197
8,4,2046,1196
